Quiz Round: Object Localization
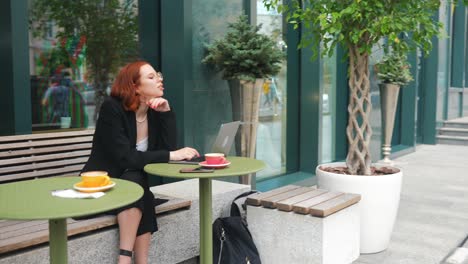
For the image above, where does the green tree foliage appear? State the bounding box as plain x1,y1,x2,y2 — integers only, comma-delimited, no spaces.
264,0,441,59
30,0,139,121
263,0,442,175
203,15,284,81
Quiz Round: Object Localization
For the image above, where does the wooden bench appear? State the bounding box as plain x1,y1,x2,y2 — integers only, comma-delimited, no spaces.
246,184,361,217
246,185,361,264
0,130,191,255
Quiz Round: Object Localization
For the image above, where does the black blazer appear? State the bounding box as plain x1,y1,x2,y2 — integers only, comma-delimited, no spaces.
82,96,177,178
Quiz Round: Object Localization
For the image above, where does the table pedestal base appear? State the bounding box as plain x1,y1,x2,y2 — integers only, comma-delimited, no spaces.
199,178,213,264
49,219,68,264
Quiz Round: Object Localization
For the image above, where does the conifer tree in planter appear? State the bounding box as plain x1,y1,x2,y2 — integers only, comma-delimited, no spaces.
264,0,442,253
203,15,283,184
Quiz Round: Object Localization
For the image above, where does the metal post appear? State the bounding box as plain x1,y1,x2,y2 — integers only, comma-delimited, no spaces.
49,219,68,264
199,178,213,264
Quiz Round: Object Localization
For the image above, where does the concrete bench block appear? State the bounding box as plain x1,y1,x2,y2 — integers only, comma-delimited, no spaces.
247,202,360,264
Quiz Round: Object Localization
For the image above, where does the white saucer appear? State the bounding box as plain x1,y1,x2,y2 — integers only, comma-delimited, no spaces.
73,181,116,193
199,161,231,169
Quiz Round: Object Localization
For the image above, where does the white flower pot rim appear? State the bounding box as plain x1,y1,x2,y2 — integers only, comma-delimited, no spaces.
317,162,401,176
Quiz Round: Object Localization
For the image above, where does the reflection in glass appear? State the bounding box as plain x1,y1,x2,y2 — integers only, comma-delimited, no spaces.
256,0,287,179
320,47,336,163
28,0,139,131
190,0,243,153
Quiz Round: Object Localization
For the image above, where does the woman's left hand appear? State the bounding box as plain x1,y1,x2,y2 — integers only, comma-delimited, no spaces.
147,98,171,112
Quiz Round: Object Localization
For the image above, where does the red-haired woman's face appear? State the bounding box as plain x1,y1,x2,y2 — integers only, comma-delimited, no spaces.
135,64,164,100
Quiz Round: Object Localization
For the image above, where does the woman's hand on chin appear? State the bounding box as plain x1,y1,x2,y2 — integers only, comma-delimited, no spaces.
147,97,171,112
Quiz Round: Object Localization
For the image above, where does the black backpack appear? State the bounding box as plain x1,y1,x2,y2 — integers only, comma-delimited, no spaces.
212,191,261,264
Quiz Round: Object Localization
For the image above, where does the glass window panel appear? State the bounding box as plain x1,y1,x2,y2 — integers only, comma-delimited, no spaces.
447,88,462,120
369,44,385,161
464,90,468,116
28,0,139,131
190,0,243,152
320,47,336,163
256,0,287,179
437,2,451,125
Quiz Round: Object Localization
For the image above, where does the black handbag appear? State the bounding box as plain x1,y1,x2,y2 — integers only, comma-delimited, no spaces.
213,191,261,264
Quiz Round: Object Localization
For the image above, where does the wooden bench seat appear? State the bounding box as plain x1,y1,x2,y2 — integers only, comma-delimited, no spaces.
246,185,361,217
0,130,192,255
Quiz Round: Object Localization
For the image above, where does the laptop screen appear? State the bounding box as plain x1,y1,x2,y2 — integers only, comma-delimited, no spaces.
211,121,240,155
168,121,240,164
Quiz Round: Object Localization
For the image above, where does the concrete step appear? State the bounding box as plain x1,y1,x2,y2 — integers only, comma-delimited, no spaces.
438,127,468,137
443,121,468,129
437,135,468,146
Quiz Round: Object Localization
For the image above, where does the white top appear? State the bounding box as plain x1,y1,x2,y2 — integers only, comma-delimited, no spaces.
136,137,148,152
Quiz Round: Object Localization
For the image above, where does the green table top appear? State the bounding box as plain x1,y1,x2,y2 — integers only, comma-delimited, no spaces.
144,156,265,179
0,177,143,220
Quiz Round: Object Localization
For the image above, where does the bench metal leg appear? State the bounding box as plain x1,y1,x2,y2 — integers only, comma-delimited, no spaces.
199,178,213,264
49,219,68,264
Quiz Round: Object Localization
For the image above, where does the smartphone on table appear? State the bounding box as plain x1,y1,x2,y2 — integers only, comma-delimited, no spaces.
179,167,214,173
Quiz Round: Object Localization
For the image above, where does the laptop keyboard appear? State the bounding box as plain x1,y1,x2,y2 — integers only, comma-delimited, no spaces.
186,156,205,162
168,155,205,164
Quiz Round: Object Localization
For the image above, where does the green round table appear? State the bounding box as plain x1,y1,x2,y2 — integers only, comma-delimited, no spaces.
144,156,265,264
0,177,143,264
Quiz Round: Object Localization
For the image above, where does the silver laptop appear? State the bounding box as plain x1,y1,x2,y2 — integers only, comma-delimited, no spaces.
169,121,241,164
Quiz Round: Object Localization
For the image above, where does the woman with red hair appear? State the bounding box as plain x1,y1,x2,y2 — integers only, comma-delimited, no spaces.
82,61,199,264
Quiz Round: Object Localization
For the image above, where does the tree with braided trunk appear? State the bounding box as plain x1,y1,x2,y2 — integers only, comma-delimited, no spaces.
263,0,442,175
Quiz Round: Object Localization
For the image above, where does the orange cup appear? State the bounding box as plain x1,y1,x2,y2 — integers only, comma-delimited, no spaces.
80,171,110,187
205,153,227,165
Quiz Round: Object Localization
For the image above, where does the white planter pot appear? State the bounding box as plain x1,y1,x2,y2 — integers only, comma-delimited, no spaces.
316,162,402,254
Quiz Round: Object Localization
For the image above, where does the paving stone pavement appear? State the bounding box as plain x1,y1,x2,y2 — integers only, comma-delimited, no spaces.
353,144,468,264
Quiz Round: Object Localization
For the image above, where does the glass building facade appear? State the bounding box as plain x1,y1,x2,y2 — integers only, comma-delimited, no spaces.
2,0,468,190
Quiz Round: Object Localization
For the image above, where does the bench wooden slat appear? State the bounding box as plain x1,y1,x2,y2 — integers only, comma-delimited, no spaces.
155,195,191,214
260,187,314,209
0,130,94,143
0,195,191,254
0,143,92,158
0,217,113,254
0,136,93,151
276,189,328,212
292,191,343,214
0,220,32,229
66,215,117,236
0,220,49,240
0,150,91,166
309,193,361,217
0,221,50,241
246,185,300,206
0,157,88,175
0,227,50,254
0,165,84,182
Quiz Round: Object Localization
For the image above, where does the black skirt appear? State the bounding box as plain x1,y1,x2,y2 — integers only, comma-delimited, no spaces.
113,169,158,236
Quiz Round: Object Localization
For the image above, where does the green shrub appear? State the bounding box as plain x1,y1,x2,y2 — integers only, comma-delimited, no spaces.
375,52,413,86
202,15,284,81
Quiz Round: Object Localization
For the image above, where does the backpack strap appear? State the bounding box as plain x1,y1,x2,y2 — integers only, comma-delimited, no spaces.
230,190,259,217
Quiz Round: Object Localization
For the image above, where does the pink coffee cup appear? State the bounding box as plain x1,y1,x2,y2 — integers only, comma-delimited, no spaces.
205,153,226,165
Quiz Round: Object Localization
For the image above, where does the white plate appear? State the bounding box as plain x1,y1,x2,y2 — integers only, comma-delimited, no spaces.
73,181,116,193
199,161,231,168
